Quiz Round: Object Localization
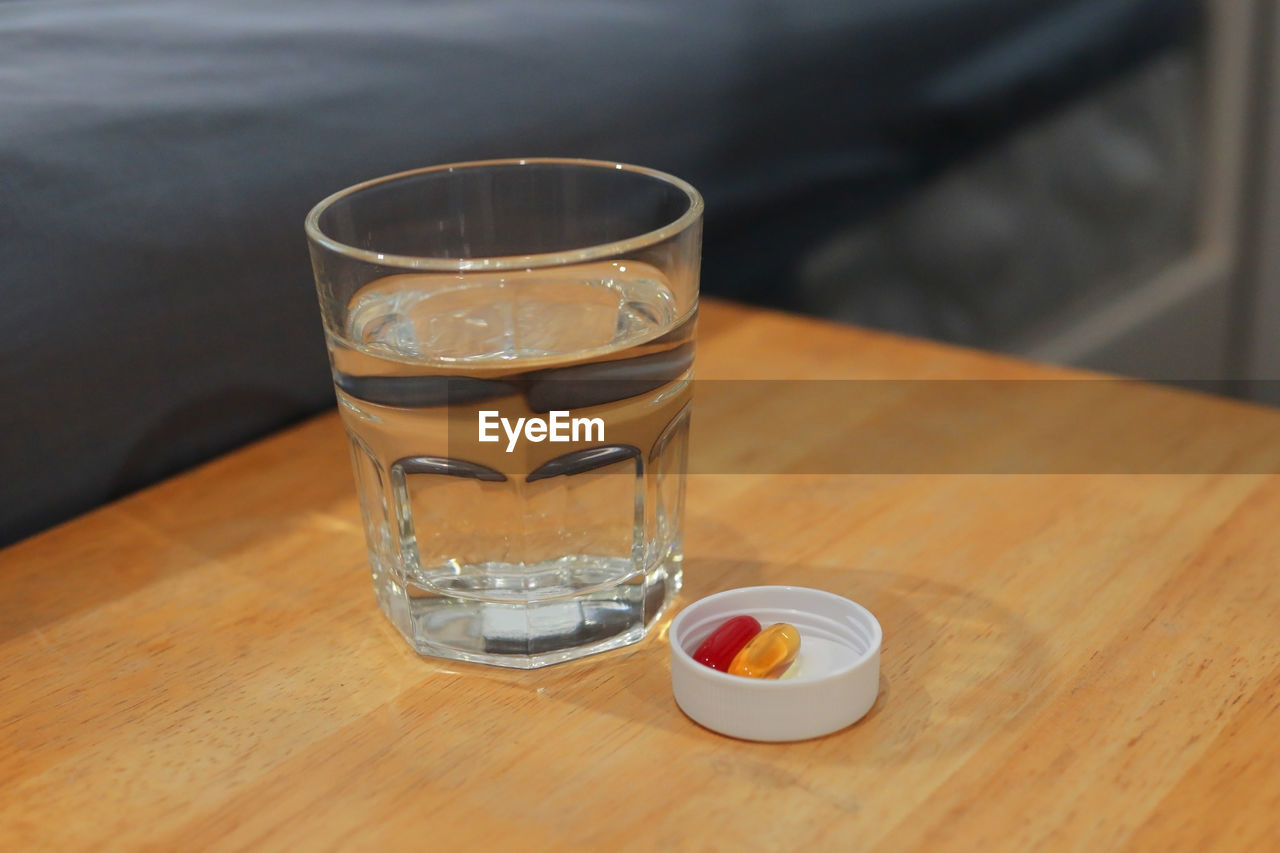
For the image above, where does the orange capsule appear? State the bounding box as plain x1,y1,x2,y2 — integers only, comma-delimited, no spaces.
727,622,801,678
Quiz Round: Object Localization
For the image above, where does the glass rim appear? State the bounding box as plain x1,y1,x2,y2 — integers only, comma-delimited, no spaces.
304,157,704,273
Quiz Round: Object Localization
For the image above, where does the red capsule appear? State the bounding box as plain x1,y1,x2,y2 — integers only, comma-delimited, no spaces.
692,615,762,672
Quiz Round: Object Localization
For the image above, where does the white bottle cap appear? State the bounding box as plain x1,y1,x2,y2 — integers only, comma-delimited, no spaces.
668,585,882,742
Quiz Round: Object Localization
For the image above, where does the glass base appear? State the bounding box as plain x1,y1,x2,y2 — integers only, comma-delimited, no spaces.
373,554,681,668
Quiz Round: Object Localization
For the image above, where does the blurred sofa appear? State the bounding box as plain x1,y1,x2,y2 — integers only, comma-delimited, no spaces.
0,0,1194,544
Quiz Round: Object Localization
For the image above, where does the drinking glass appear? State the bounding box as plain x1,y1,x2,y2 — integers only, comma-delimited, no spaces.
305,159,702,668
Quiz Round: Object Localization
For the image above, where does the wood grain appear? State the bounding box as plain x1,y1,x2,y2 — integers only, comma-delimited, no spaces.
3,299,1280,850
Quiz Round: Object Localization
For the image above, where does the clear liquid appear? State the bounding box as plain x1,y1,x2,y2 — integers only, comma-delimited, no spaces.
331,263,693,667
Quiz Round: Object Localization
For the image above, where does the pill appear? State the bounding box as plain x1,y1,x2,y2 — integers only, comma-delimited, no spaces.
692,615,762,672
728,623,801,678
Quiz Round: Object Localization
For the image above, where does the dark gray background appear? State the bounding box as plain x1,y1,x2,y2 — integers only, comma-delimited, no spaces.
0,0,1193,543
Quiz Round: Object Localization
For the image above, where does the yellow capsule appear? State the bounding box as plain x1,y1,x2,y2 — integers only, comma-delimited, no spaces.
727,622,801,678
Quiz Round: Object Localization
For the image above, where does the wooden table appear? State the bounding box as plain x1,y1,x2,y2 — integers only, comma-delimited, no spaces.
4,300,1280,850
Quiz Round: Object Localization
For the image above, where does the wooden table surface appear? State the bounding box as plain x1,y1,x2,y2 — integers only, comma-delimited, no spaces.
4,300,1280,850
